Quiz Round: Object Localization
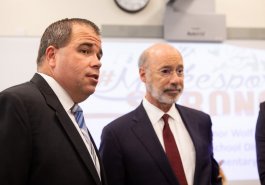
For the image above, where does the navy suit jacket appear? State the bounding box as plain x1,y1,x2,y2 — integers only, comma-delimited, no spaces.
100,103,220,185
0,73,107,185
256,101,265,185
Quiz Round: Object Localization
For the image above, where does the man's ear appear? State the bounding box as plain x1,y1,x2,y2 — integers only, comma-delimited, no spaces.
45,46,57,68
139,67,146,83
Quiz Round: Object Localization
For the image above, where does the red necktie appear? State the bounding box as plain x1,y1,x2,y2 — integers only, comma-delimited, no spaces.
162,114,188,185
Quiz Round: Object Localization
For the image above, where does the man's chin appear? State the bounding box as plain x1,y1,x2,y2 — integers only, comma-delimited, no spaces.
84,87,96,96
159,97,178,105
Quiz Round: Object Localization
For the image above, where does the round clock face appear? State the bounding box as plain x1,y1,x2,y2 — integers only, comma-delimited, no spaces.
114,0,150,13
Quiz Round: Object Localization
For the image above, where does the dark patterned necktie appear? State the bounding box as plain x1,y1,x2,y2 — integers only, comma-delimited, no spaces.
162,114,188,185
71,104,101,178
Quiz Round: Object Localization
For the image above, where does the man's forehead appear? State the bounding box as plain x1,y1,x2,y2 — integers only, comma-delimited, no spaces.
150,57,183,68
71,24,101,46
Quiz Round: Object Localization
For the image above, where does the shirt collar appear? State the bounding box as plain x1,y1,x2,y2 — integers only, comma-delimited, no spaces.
143,97,178,124
38,73,74,111
167,104,179,121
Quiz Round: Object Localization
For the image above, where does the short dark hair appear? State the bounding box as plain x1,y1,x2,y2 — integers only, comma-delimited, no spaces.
36,18,100,65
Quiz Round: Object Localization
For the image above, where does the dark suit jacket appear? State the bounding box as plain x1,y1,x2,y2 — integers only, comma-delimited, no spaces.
256,101,265,185
99,103,220,185
0,73,107,185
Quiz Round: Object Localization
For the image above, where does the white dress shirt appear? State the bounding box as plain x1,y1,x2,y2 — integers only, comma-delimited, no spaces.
142,97,195,185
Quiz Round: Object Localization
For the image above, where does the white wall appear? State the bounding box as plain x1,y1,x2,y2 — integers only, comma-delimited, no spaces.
0,0,264,36
216,0,265,28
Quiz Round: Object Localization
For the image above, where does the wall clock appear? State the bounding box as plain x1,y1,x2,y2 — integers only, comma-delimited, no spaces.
114,0,150,13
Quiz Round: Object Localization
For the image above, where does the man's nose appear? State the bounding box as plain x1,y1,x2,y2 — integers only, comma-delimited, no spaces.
90,55,102,69
170,72,182,84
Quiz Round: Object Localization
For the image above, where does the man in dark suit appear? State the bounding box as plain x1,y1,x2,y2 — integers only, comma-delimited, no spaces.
0,18,107,185
256,101,265,185
99,43,221,185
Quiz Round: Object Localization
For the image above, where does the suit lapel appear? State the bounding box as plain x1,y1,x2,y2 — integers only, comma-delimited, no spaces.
131,104,179,185
87,128,108,185
56,111,101,185
30,73,101,185
176,104,201,185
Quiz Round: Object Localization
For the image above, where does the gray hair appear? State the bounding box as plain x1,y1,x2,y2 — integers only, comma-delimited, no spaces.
138,48,149,69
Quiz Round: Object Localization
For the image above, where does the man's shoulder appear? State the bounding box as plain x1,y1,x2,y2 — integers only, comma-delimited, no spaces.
0,77,44,105
260,101,265,108
108,108,137,124
176,104,209,117
0,73,42,95
1,81,33,96
103,105,143,131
